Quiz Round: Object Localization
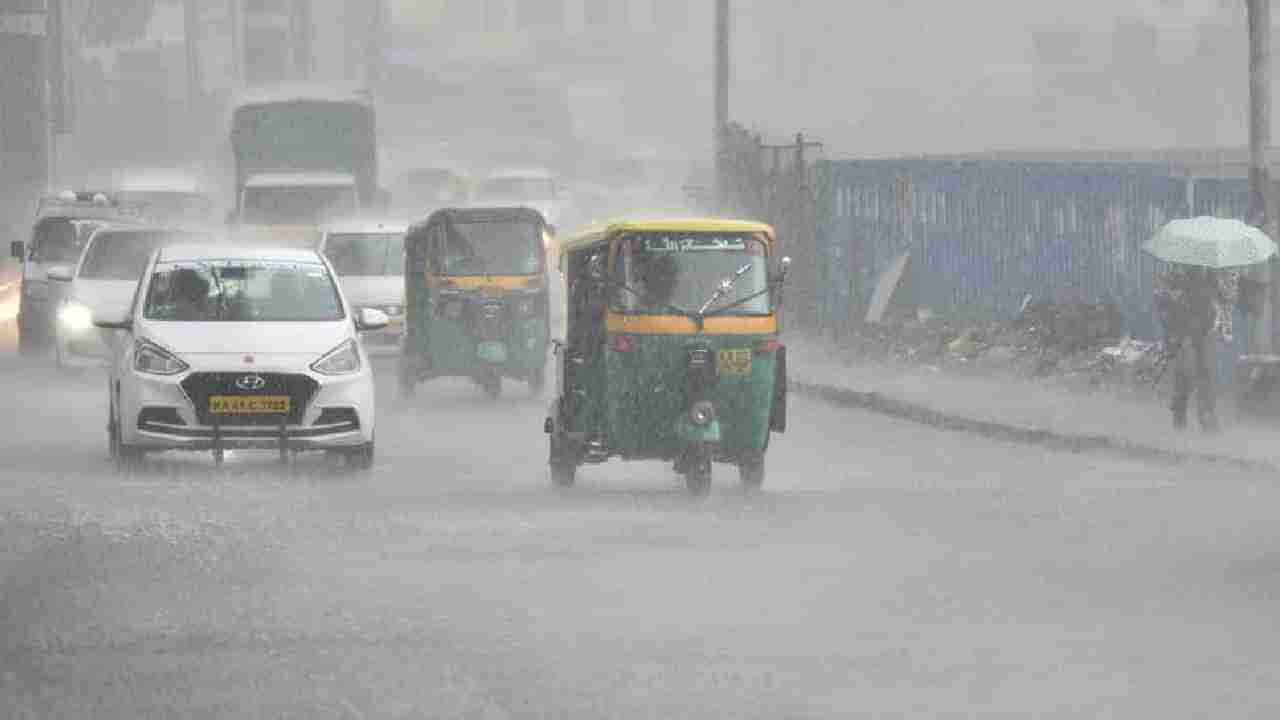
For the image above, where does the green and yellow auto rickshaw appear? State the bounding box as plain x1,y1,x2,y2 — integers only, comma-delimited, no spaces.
544,218,790,495
400,207,553,399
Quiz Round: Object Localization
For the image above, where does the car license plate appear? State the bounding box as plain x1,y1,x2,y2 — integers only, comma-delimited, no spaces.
716,348,753,376
209,396,290,415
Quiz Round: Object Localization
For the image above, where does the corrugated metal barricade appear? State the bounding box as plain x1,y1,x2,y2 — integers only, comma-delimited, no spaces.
818,159,1251,353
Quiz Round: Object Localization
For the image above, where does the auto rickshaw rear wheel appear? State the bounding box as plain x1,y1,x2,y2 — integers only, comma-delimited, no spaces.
528,368,546,397
397,356,417,399
549,435,577,488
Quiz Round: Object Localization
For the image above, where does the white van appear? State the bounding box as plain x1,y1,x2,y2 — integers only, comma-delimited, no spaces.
9,192,130,355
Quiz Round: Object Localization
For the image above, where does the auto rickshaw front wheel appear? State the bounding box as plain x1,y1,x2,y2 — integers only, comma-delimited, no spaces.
738,453,765,491
397,356,417,400
478,371,502,400
684,449,713,497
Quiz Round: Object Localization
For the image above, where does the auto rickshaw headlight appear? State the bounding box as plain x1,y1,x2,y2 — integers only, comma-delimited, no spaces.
689,400,716,426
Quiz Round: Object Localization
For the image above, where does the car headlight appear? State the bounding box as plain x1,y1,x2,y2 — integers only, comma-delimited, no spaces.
134,340,189,375
59,301,94,332
312,339,361,376
689,400,716,426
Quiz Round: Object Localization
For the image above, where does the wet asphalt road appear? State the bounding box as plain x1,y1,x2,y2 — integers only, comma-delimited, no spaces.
2,355,1280,718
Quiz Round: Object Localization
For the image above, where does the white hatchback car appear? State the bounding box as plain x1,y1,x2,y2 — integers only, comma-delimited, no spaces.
96,245,386,470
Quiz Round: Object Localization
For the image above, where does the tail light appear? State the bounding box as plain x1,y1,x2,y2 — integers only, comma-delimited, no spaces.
611,335,636,353
754,340,783,354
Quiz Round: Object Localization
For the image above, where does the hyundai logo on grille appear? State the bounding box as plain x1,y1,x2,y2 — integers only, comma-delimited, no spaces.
236,375,267,391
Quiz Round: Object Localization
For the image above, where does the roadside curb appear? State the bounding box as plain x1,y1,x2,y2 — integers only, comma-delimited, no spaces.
793,379,1278,474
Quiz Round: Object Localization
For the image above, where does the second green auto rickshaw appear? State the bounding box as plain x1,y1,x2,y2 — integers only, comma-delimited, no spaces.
400,207,553,399
545,218,790,495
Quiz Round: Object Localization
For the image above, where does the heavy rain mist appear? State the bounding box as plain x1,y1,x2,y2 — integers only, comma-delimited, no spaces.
4,1,1280,718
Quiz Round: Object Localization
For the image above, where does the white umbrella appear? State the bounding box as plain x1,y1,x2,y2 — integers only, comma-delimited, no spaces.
1143,217,1277,268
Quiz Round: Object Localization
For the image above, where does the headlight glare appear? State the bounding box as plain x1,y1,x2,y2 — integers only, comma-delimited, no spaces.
59,301,94,332
134,340,189,375
312,339,361,376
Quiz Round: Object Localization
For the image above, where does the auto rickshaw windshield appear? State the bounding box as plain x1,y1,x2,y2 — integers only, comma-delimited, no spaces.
439,220,543,276
612,232,770,315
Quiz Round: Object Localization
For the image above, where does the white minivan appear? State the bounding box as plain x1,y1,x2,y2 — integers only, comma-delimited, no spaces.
317,219,408,355
97,245,386,470
49,224,209,368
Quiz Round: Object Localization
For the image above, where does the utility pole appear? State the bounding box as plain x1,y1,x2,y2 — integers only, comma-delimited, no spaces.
0,0,50,207
1247,0,1274,354
184,0,203,113
714,0,729,211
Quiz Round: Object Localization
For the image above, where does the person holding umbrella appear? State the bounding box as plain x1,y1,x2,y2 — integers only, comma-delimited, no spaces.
1146,217,1278,432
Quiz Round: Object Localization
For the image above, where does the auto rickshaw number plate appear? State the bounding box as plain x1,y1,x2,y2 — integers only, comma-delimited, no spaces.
209,396,291,414
716,348,753,376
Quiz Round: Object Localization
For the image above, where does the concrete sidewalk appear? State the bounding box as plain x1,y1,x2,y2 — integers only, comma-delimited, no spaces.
791,339,1280,470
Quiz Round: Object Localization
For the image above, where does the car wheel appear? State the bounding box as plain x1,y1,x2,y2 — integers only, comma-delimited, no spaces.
345,440,375,471
107,406,119,460
17,317,47,357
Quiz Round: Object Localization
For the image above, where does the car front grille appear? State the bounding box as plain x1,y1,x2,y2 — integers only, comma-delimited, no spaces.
180,372,318,427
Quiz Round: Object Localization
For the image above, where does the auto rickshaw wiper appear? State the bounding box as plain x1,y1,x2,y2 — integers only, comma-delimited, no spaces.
702,286,772,317
698,264,754,315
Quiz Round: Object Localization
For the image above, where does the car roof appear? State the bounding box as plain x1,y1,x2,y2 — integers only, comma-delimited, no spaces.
559,217,776,257
409,207,547,235
483,168,557,181
157,245,324,264
244,172,357,188
233,84,371,109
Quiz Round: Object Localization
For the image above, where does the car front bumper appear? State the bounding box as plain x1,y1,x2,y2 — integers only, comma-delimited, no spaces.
119,361,375,451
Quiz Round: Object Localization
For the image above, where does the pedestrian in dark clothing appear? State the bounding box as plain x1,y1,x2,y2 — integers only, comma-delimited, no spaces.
1154,266,1236,432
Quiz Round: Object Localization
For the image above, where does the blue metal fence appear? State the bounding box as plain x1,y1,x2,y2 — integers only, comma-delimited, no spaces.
818,159,1251,344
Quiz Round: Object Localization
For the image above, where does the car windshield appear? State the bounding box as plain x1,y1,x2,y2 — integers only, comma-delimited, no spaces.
613,233,770,315
79,230,208,281
324,232,405,276
30,218,94,264
437,219,543,276
476,177,554,200
143,259,344,322
242,186,357,225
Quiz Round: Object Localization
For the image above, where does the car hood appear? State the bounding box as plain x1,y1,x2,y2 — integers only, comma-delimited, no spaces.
338,276,403,309
72,280,138,317
141,321,351,357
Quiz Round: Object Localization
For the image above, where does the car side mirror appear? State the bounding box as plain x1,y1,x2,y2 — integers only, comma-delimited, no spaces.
10,240,25,260
93,312,132,331
47,265,74,282
357,307,390,331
